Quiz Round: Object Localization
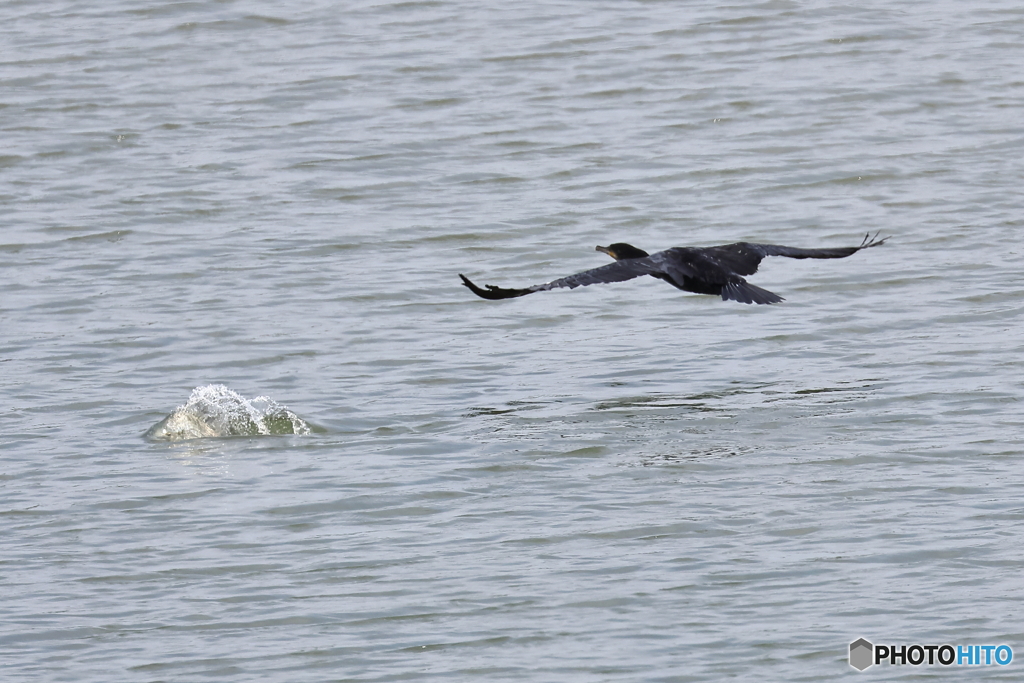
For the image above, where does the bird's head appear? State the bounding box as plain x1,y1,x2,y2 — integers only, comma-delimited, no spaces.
596,243,650,260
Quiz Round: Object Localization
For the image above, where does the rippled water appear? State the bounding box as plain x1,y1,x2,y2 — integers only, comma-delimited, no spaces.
4,1,1024,680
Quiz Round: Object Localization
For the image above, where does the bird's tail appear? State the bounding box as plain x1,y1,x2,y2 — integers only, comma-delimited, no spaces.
721,279,784,305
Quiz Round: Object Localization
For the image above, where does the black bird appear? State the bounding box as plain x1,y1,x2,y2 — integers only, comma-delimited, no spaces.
459,233,887,305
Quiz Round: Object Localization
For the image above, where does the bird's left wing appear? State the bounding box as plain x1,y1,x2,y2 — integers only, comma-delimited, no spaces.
460,257,662,300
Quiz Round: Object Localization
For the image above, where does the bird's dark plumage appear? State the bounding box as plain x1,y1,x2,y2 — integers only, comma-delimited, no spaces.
459,233,887,305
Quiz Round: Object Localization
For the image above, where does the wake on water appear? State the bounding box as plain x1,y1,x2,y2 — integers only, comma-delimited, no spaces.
145,385,312,441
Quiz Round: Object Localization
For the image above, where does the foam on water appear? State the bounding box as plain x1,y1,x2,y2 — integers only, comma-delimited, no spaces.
145,384,311,441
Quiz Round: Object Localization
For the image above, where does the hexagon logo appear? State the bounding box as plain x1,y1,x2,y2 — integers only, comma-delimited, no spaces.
849,638,874,671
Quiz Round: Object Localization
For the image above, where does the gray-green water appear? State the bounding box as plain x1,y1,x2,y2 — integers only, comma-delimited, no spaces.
3,1,1024,680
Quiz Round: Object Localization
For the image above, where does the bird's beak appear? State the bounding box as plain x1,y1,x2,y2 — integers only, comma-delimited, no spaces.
595,245,615,259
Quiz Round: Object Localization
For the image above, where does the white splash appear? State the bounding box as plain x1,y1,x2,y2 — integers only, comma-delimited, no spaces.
145,384,312,441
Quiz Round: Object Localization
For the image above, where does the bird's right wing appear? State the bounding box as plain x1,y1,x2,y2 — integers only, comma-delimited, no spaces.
703,233,888,276
746,232,888,261
460,257,663,300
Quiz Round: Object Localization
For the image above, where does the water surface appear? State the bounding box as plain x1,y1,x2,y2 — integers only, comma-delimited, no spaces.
3,1,1024,680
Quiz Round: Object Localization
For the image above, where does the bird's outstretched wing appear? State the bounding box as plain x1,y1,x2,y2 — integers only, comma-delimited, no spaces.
702,233,888,276
459,257,664,300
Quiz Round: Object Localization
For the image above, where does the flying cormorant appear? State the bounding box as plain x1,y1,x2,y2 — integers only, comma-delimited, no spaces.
459,233,887,305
